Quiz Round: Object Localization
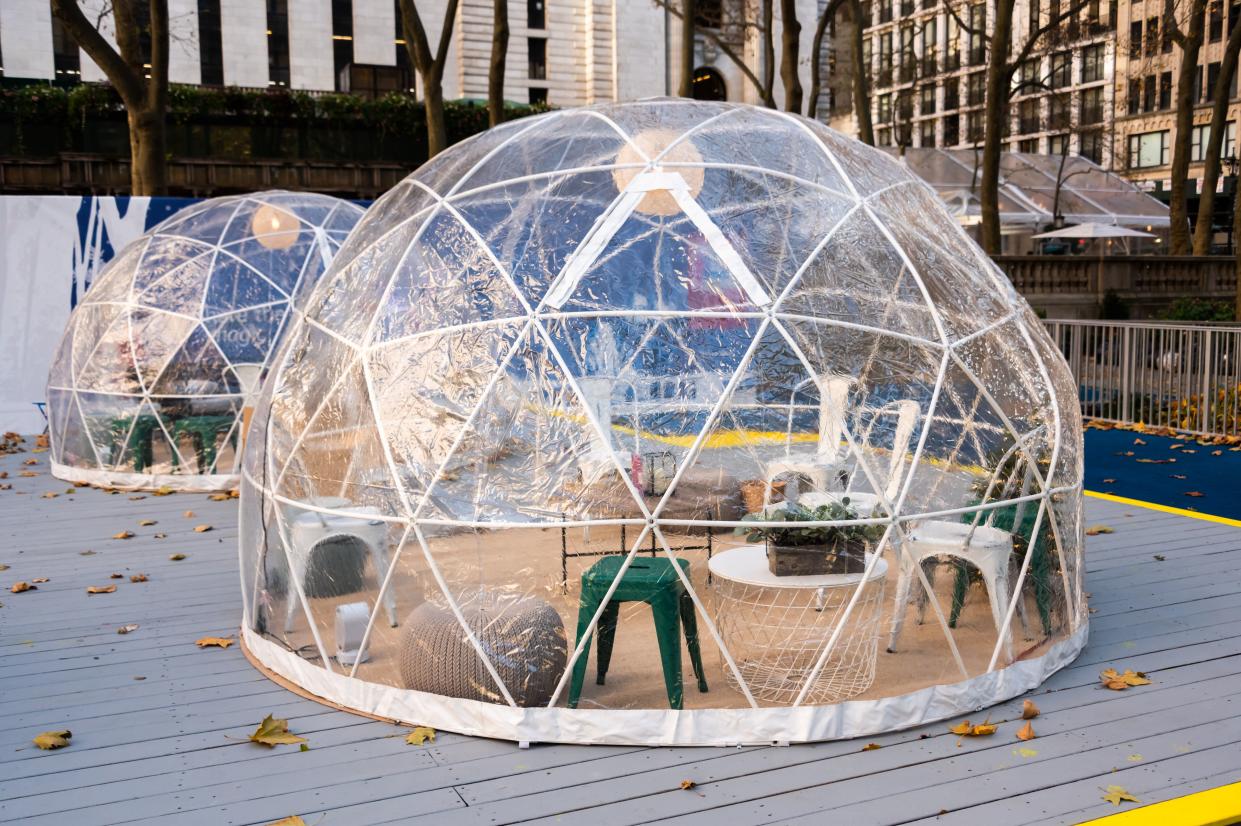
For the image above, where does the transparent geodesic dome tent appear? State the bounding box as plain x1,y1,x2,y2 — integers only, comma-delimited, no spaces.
240,100,1086,746
47,191,363,491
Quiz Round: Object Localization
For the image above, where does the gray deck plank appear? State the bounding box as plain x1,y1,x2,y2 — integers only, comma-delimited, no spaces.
2,446,1239,826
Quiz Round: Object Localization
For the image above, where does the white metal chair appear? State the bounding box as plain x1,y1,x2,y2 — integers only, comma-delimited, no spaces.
764,375,855,505
282,497,398,633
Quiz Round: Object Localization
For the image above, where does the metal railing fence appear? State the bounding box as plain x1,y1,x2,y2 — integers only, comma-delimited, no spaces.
1042,319,1241,438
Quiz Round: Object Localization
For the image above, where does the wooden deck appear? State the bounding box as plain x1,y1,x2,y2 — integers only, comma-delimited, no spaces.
1,446,1239,826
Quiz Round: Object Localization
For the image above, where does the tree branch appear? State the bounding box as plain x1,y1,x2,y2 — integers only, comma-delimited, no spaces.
147,0,169,112
397,0,434,75
1011,0,1094,71
50,0,143,104
654,0,774,106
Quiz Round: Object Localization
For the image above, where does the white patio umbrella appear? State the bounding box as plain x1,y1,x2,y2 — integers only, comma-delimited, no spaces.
1031,222,1157,299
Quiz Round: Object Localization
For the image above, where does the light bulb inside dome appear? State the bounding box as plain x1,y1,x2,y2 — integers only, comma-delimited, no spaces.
250,203,301,250
612,129,705,216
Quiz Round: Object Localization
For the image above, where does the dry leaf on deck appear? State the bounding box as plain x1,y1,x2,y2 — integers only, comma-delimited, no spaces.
405,726,436,745
169,553,187,561
249,714,307,748
10,581,36,593
1185,491,1205,497
113,531,134,540
153,486,174,496
118,624,139,634
265,817,307,826
1133,438,1145,445
949,719,996,737
32,730,72,750
1101,668,1151,690
22,458,37,465
208,493,230,501
86,585,117,595
184,510,195,518
679,780,697,790
1212,450,1223,456
0,564,7,571
193,525,213,533
127,495,145,501
79,550,95,556
19,471,37,477
196,637,234,648
1085,525,1114,536
861,743,882,751
1022,699,1040,719
154,533,167,539
1153,554,1166,561
31,577,48,583
1102,785,1139,806
139,519,157,526
130,574,148,583
1016,722,1036,741
1102,478,1116,483
41,492,57,499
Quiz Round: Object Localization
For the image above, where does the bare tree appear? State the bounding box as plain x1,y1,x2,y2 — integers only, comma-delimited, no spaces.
399,0,463,158
655,0,777,107
51,0,170,195
1235,179,1241,316
488,0,509,127
1191,16,1241,253
761,0,776,106
955,0,1092,253
1165,0,1209,254
807,0,872,141
780,0,803,111
680,0,698,97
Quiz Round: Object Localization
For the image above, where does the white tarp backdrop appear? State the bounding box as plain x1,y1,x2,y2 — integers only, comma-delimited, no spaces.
0,196,198,433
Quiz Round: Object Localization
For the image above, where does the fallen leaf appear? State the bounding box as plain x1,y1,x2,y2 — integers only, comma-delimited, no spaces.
1085,525,1114,535
117,624,140,634
109,573,124,579
949,719,996,737
1127,754,1143,762
169,553,187,561
1212,450,1223,456
1022,699,1040,719
10,581,36,593
265,818,307,826
970,721,998,736
1102,478,1116,483
127,495,145,501
679,780,697,790
129,574,148,583
153,486,174,496
1154,554,1166,561
196,636,234,648
1016,721,1036,741
1169,443,1183,450
1135,457,1175,464
1185,491,1205,497
153,533,167,539
1102,785,1139,806
0,564,7,571
31,577,48,583
184,510,195,518
112,531,134,540
22,458,37,465
32,730,72,750
193,525,213,533
1183,449,1197,454
861,743,882,751
299,743,309,752
79,549,96,556
86,585,117,595
1101,668,1151,690
139,519,157,526
405,726,436,745
41,492,58,499
1170,474,1187,479
249,715,306,748
19,471,37,477
1013,747,1039,758
1133,438,1145,445
65,488,76,493
208,493,230,501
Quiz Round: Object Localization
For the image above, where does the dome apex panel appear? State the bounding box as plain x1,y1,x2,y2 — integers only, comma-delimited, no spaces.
240,101,1085,747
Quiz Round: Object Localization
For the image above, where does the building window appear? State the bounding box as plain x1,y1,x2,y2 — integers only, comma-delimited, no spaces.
1159,71,1172,109
921,18,938,75
1128,130,1170,167
528,37,546,80
1127,78,1140,114
332,0,353,91
1210,0,1225,41
944,113,960,145
528,0,545,29
1081,87,1104,124
921,83,936,114
920,119,936,146
899,25,915,82
880,0,892,23
529,86,547,105
1082,44,1104,82
1050,94,1069,128
1231,0,1241,34
267,0,291,86
878,93,892,122
1019,98,1040,133
1080,130,1103,163
692,66,727,100
967,71,985,106
946,14,961,69
1129,20,1142,58
1191,123,1238,160
1049,51,1070,88
1195,65,1205,101
1143,74,1156,111
877,126,892,146
197,0,224,85
1049,133,1068,156
51,12,82,81
967,110,984,142
945,77,960,108
1145,16,1159,55
878,32,893,85
1019,138,1039,153
968,4,987,65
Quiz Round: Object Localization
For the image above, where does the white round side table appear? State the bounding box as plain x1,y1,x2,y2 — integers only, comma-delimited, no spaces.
708,544,888,705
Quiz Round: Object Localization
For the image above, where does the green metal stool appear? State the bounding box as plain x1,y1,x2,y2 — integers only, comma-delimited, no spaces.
109,414,160,471
172,415,234,473
568,555,708,710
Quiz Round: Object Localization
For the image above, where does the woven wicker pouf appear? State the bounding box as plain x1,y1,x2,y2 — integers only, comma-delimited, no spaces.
399,593,568,707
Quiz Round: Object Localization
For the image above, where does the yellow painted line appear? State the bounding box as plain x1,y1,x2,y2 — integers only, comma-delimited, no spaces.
1084,490,1241,529
1079,780,1241,825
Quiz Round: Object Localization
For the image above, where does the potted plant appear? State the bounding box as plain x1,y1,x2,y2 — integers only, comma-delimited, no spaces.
736,499,885,576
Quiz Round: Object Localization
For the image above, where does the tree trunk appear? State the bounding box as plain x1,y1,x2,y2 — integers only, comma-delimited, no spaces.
807,2,833,119
850,0,873,144
762,0,776,107
979,0,1013,255
488,0,509,126
780,0,803,112
679,0,697,97
1236,180,1241,318
1192,23,1241,253
128,108,168,196
1169,5,1206,255
425,78,448,158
